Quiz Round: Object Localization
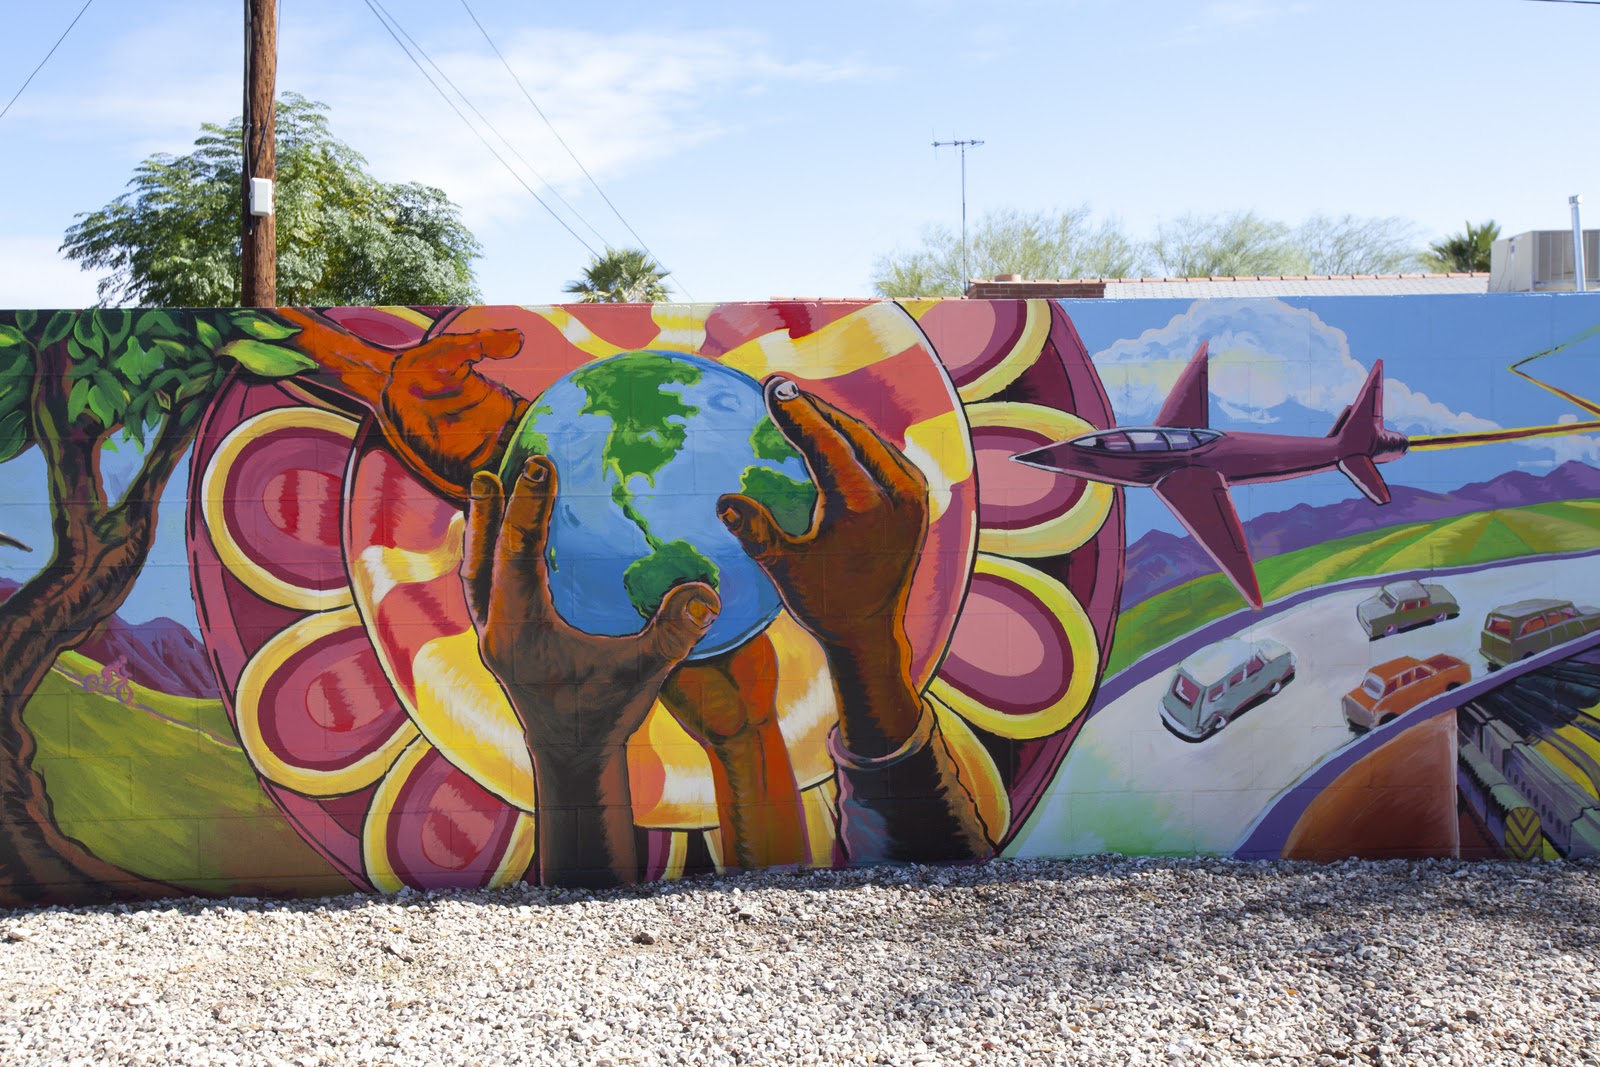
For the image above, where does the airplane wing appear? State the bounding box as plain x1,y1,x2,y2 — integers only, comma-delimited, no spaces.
1152,465,1263,608
1154,340,1210,428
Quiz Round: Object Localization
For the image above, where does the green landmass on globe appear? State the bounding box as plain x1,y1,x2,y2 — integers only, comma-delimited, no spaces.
499,351,818,625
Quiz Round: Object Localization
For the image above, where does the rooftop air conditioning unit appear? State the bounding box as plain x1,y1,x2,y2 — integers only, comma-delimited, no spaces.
1490,230,1600,292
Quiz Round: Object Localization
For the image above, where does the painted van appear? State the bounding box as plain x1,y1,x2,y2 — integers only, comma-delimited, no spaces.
1159,637,1296,741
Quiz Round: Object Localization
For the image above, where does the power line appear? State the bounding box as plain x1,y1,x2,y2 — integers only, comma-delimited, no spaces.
358,0,600,258
0,0,96,125
367,0,611,251
455,0,689,299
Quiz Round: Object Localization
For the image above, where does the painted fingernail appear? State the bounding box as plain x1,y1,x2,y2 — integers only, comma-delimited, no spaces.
771,378,800,402
522,458,547,482
686,596,717,628
719,506,741,530
469,471,494,499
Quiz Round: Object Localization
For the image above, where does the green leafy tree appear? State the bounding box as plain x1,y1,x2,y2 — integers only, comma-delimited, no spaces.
0,309,310,905
564,248,672,303
871,208,1145,297
1421,220,1500,273
61,94,482,307
1149,210,1311,279
1294,214,1427,275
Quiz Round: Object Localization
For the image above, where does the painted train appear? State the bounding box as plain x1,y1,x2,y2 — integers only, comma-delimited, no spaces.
1458,704,1600,859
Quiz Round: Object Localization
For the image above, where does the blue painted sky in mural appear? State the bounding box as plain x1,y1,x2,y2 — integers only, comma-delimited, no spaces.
1067,294,1600,539
4,1,1600,305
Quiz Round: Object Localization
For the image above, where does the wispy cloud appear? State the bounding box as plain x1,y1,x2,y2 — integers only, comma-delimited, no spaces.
290,21,875,236
15,10,874,243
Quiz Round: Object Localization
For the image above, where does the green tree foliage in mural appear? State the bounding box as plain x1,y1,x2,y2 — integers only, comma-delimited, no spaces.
871,208,1145,297
563,248,673,303
1421,220,1500,273
60,94,482,307
0,309,309,905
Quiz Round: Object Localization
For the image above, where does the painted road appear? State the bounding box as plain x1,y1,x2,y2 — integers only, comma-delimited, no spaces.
1009,553,1600,858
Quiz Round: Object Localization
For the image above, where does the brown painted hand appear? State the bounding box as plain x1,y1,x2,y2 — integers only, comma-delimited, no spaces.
660,637,809,869
717,377,930,758
278,308,526,501
717,377,929,650
461,456,720,885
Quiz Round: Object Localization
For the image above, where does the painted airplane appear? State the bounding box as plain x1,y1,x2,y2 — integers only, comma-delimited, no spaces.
1013,341,1409,608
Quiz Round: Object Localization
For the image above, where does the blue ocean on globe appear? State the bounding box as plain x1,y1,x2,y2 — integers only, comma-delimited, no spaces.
498,350,816,660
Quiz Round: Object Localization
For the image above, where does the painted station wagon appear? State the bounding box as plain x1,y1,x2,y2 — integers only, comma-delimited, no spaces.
1481,599,1600,670
1160,637,1296,742
1342,653,1470,733
1356,579,1459,640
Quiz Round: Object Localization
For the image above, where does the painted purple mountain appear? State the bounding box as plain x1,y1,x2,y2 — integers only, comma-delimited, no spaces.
1122,460,1600,608
0,580,220,700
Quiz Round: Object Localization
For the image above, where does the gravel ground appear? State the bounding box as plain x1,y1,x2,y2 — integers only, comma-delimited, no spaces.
2,857,1598,1066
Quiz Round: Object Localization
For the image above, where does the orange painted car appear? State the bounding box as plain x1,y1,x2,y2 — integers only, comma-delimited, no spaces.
1342,653,1470,733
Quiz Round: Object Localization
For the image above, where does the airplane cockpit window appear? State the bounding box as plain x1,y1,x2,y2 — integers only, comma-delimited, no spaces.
1074,428,1222,452
1169,429,1222,448
1076,431,1133,451
1128,431,1168,451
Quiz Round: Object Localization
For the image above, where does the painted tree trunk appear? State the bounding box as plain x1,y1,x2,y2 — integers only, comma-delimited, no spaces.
0,343,209,906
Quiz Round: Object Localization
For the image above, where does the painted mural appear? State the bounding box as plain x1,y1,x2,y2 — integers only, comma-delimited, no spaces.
0,295,1595,907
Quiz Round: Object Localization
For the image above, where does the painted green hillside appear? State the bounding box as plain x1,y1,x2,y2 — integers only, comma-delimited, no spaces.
24,654,349,897
1107,498,1600,676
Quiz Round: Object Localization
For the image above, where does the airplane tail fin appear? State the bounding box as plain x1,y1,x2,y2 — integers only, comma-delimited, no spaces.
1154,341,1210,428
1328,359,1393,503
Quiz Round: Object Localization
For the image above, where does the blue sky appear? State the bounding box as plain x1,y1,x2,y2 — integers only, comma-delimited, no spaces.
5,1,1600,305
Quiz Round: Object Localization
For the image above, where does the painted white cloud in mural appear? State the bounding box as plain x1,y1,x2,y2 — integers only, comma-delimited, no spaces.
1091,298,1498,435
1091,298,1600,465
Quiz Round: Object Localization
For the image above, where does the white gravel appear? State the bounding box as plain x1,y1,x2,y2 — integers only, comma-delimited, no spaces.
2,857,1598,1066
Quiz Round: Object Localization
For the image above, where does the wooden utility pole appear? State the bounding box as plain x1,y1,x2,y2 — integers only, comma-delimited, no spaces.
241,0,277,306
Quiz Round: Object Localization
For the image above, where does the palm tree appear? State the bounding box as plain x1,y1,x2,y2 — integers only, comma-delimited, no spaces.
563,248,671,303
1423,220,1499,273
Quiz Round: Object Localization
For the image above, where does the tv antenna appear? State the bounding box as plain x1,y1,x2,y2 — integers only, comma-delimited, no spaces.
933,137,984,291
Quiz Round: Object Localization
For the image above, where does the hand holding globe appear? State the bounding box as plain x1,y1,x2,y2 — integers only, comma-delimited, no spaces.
461,455,722,887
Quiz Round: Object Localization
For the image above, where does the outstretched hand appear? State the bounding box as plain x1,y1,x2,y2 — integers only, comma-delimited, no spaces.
716,377,930,758
277,308,527,502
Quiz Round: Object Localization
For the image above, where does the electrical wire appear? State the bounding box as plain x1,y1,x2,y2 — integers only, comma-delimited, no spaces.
367,0,612,251
0,0,96,124
359,0,600,258
455,0,689,299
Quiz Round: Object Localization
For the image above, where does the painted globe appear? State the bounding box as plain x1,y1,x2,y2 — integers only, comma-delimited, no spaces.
498,350,815,659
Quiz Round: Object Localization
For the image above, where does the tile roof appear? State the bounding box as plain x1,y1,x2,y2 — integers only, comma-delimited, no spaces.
1099,273,1490,298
